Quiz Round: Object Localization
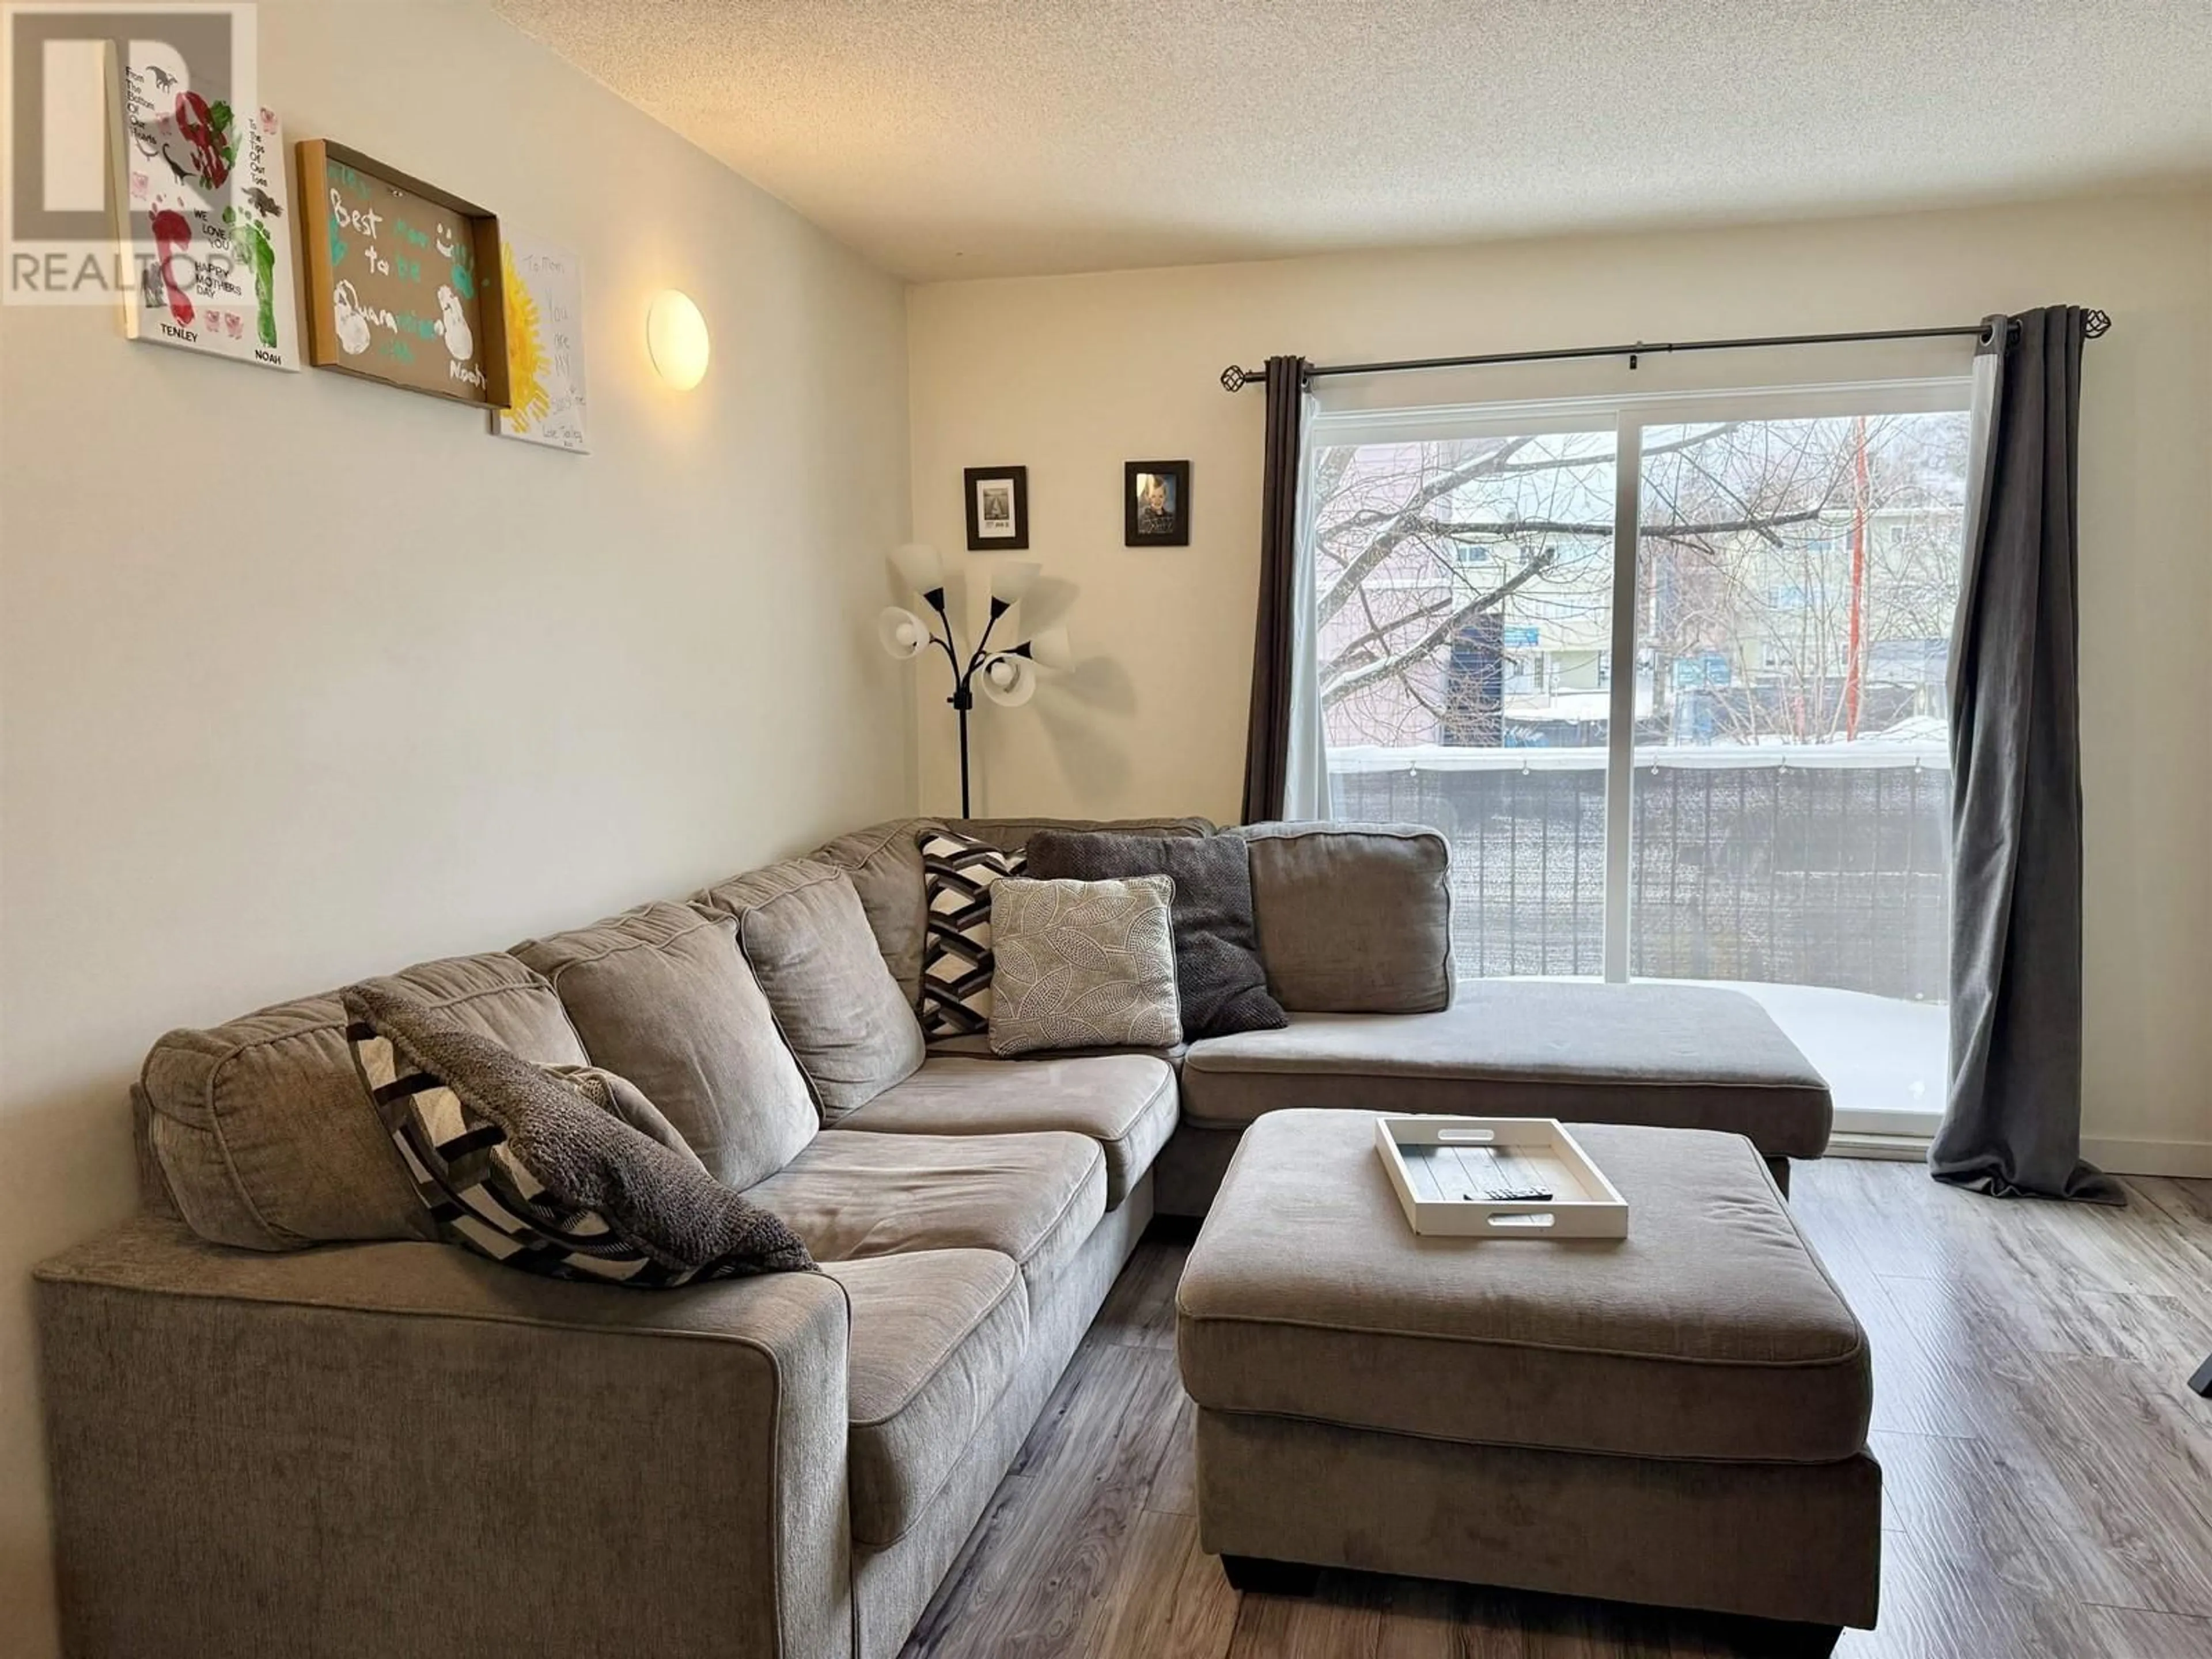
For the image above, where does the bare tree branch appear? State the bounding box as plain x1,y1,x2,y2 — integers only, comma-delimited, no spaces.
1323,550,1559,707
1315,436,1538,627
1310,411,1970,745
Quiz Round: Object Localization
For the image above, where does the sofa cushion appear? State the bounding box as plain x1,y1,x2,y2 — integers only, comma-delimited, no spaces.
1180,985,1833,1161
946,815,1213,854
743,1129,1103,1290
827,1249,1029,1546
987,876,1183,1057
1177,1112,1870,1464
142,954,588,1251
812,817,937,1008
925,1031,1186,1067
1240,823,1453,1013
836,1054,1177,1209
342,983,813,1285
510,902,816,1190
696,860,926,1124
1024,830,1286,1041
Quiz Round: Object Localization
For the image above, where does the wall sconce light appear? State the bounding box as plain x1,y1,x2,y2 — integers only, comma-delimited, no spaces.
878,543,1075,816
647,290,711,389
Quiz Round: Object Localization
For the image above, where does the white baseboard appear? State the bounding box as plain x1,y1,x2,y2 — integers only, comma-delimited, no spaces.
1825,1132,1930,1163
2081,1137,2212,1179
1825,1132,2212,1177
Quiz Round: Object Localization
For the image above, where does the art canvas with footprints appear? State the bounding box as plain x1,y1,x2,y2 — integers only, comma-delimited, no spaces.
108,40,300,370
298,140,507,407
494,236,587,452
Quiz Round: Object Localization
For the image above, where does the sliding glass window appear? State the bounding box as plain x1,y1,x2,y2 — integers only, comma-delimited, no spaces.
1304,380,1971,1131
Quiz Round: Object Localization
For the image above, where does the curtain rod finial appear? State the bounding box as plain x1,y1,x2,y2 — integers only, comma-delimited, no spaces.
1221,365,1259,391
2083,309,2111,338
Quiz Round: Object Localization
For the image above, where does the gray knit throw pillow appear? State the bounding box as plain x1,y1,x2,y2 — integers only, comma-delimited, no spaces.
343,982,814,1285
1024,830,1287,1040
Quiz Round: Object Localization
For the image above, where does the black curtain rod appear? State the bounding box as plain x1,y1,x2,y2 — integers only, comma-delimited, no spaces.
1218,309,2110,391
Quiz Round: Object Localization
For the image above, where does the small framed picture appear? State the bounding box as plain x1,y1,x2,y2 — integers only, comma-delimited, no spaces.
964,466,1029,551
1126,460,1191,547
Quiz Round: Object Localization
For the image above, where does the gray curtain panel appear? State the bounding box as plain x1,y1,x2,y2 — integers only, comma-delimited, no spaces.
1242,355,1308,824
1931,307,2120,1204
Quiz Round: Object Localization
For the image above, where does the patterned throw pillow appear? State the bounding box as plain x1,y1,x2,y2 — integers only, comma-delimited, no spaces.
343,982,814,1286
987,874,1183,1057
1024,830,1287,1040
919,828,1027,1038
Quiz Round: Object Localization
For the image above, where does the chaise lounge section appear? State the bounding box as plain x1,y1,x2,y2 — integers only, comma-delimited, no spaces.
35,815,1836,1659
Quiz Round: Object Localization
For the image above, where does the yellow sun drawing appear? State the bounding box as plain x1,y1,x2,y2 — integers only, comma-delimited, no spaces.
502,247,552,432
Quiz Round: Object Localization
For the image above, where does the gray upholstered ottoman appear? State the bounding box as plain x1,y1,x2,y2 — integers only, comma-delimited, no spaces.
1175,1111,1878,1654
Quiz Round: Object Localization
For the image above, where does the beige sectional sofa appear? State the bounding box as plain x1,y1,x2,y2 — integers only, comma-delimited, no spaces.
35,816,1832,1659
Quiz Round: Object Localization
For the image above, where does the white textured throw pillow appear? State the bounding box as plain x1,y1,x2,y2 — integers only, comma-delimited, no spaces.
986,874,1183,1056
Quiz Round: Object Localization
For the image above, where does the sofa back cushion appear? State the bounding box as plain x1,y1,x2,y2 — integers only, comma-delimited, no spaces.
948,815,1214,854
1239,823,1454,1014
812,818,937,1008
141,953,588,1251
696,859,926,1124
510,901,817,1189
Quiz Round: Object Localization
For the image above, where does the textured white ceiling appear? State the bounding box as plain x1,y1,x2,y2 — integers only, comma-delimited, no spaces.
495,0,2212,281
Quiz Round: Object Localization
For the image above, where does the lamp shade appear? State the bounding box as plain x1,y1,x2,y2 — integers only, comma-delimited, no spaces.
891,542,944,598
978,653,1036,707
646,291,711,389
988,560,1041,607
876,606,929,660
1022,626,1073,671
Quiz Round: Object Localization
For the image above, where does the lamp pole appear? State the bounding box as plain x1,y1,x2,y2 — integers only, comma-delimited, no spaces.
955,690,972,818
881,546,1066,820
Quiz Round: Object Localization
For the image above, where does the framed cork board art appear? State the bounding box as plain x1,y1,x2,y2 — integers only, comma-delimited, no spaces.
297,139,508,407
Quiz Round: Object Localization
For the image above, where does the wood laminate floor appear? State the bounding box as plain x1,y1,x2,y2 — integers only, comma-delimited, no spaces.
896,1158,2212,1659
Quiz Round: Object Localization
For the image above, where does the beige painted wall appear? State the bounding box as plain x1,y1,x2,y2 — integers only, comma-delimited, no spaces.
0,3,911,1649
907,190,2212,1167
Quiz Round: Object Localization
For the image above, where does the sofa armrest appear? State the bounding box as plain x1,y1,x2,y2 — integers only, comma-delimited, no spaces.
35,1218,853,1659
1240,822,1454,1013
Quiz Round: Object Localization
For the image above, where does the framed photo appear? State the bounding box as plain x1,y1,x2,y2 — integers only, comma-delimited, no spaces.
1126,460,1191,547
964,466,1029,551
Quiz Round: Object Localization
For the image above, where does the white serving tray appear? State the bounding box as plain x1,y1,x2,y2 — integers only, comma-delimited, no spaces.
1375,1116,1629,1238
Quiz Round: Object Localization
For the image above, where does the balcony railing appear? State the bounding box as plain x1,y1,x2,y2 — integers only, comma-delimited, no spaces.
1328,743,1950,1001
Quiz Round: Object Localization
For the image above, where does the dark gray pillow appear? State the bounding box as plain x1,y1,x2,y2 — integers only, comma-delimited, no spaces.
343,983,814,1285
1023,831,1287,1040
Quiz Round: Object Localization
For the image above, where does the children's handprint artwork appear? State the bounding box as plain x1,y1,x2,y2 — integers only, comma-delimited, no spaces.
112,44,298,370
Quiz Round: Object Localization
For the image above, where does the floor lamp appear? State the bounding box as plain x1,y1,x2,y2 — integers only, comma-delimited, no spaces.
878,542,1072,818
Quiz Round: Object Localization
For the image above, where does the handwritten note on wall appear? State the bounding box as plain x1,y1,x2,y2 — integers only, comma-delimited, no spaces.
495,236,587,453
299,141,506,407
